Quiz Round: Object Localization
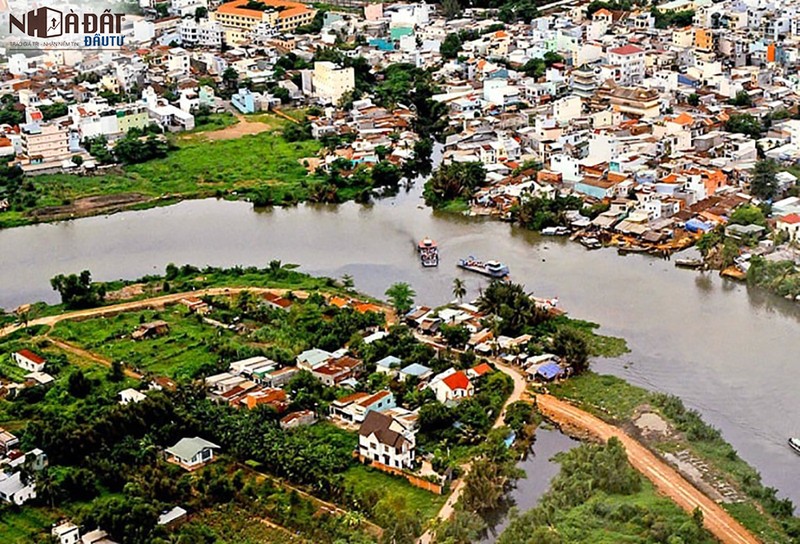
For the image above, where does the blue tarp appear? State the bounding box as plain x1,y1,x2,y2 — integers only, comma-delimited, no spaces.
685,219,713,233
537,363,563,380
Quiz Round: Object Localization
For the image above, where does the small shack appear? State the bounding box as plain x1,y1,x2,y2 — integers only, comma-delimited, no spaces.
132,320,170,340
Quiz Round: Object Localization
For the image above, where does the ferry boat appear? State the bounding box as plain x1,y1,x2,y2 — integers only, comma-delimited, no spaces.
417,238,439,267
457,257,509,278
789,437,800,455
542,226,569,236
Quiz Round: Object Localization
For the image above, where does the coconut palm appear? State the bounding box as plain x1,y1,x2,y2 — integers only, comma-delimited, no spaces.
452,278,467,302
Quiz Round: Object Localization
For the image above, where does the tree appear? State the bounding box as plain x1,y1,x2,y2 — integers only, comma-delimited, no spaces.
729,204,767,227
222,66,239,92
194,6,208,21
441,0,462,18
725,113,762,139
341,274,355,292
440,324,470,349
551,327,590,373
50,270,106,309
385,282,415,315
441,33,463,58
68,369,92,398
687,93,700,106
730,90,752,107
71,155,84,166
452,278,467,302
750,160,779,201
424,162,486,208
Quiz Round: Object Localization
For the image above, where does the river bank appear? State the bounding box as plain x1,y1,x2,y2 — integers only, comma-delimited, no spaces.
0,189,799,508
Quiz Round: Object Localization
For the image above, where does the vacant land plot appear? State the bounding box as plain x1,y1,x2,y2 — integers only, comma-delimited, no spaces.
342,464,446,523
49,307,234,380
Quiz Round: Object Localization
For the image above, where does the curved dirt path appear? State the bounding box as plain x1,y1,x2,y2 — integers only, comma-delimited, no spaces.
535,393,761,544
1,287,394,341
416,360,527,544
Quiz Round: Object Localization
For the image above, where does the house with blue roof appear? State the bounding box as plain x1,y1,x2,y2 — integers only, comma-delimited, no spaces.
398,363,433,383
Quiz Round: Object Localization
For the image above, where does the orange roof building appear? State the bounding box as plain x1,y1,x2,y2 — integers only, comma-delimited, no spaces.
211,0,315,43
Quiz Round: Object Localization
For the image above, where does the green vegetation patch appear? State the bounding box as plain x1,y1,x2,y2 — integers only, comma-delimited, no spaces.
498,439,715,544
342,465,446,523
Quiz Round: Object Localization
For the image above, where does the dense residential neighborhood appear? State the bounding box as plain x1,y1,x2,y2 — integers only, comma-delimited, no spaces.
2,0,800,542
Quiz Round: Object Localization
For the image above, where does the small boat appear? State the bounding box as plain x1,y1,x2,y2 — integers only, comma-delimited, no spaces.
580,237,601,250
618,245,648,255
675,258,704,269
542,226,569,236
789,438,800,455
417,238,439,267
458,257,509,278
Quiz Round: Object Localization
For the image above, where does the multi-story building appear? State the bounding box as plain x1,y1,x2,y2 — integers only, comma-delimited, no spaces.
20,123,70,164
313,61,355,105
211,0,315,44
606,44,646,86
179,18,224,47
358,411,416,470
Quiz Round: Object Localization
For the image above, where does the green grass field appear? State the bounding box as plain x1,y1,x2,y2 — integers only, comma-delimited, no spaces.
342,464,446,523
0,506,59,544
0,123,324,229
49,307,231,380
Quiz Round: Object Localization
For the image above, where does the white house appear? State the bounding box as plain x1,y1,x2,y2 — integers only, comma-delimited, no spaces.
428,369,474,404
375,355,402,376
165,437,220,471
0,471,36,505
330,390,395,423
119,388,147,405
777,213,800,241
52,521,81,544
12,350,46,373
358,411,416,470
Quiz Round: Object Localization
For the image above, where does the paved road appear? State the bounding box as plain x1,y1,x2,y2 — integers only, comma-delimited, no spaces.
535,393,762,544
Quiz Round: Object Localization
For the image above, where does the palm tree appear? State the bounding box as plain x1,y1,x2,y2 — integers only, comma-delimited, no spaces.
385,282,416,316
341,274,355,292
452,278,467,302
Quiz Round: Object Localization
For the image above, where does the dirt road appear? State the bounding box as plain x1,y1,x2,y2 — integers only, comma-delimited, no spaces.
535,394,761,544
47,338,143,380
416,359,528,544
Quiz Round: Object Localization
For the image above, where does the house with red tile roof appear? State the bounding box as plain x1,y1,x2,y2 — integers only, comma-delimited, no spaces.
429,369,474,404
12,350,45,373
777,213,800,241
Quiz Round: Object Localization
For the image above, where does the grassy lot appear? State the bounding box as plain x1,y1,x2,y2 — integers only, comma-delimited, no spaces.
548,372,649,422
49,307,234,381
543,480,717,544
0,327,137,428
180,506,301,544
0,124,324,229
342,464,446,523
188,112,239,133
0,506,59,544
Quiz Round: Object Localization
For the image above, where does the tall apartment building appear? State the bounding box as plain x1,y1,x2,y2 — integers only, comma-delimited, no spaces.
607,44,646,86
313,61,355,105
20,122,70,164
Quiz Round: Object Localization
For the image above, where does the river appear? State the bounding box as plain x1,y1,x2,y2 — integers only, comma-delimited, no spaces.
479,428,580,543
0,183,799,506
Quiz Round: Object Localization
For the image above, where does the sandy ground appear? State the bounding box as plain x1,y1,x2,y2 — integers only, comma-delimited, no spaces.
189,113,274,141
